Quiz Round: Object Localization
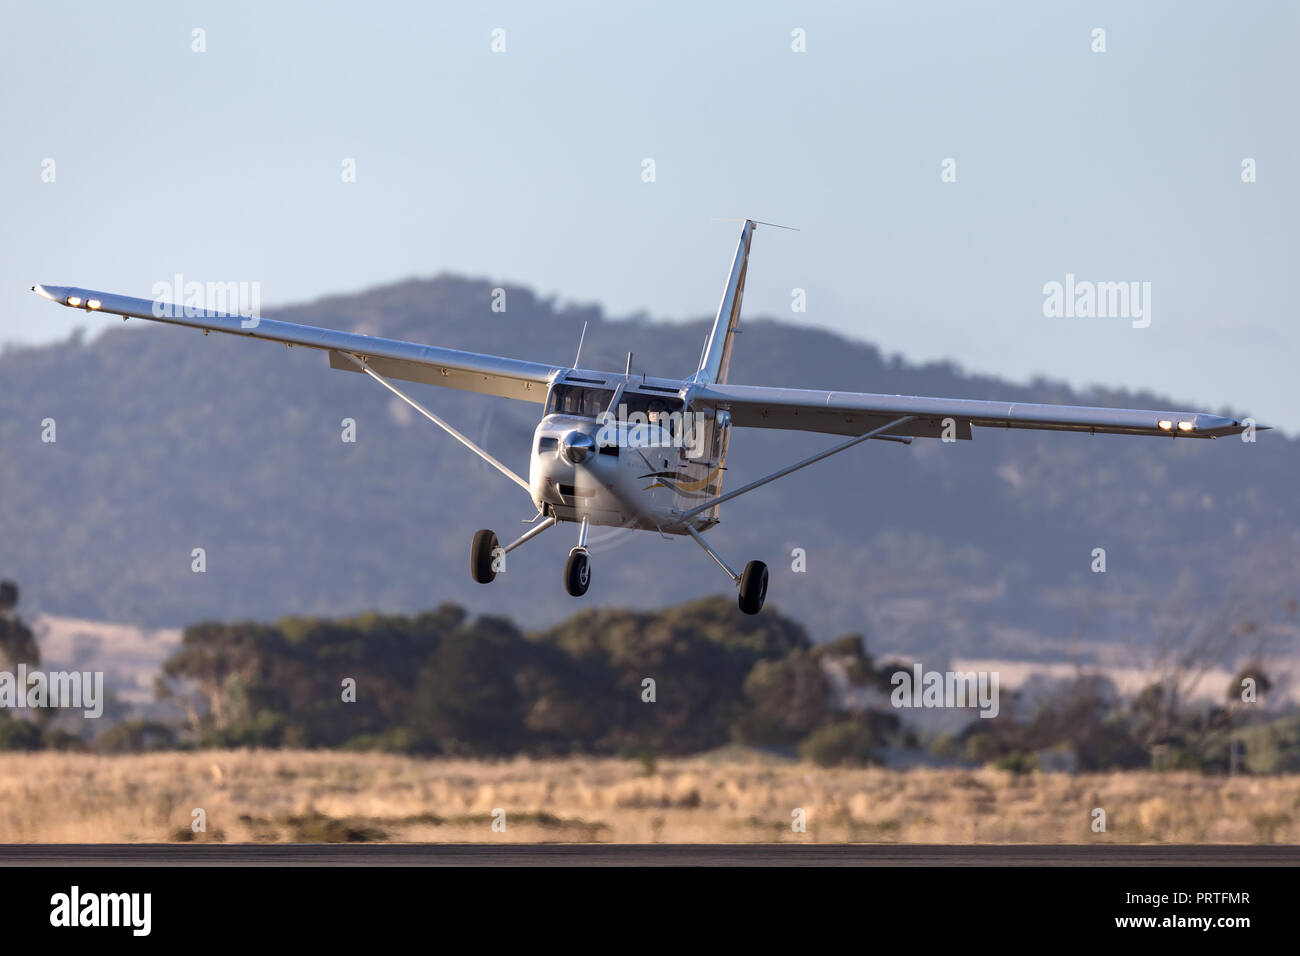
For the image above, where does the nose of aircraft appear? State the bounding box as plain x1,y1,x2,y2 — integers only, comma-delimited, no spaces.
561,430,596,464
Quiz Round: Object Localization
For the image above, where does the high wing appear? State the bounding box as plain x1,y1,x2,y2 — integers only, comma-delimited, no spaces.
31,284,560,403
690,382,1256,440
30,283,1260,439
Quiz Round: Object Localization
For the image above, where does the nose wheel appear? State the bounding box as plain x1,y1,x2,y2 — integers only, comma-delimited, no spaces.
564,515,592,597
565,549,591,596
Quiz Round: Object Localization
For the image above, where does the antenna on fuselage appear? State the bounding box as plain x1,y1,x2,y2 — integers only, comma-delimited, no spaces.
625,351,633,377
572,321,588,368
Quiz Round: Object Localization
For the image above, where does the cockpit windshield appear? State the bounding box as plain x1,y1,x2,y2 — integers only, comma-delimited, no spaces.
546,383,617,419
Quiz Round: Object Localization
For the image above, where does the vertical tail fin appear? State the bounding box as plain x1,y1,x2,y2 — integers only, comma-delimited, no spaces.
693,219,794,384
693,219,757,385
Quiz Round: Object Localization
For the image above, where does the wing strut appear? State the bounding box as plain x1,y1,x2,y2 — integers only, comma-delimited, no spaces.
685,525,741,583
676,415,916,524
338,351,532,494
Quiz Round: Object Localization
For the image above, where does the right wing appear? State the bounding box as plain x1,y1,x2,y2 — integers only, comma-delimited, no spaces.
32,284,561,403
691,382,1257,439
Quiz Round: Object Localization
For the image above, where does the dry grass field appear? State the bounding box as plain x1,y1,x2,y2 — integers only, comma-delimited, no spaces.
0,749,1295,844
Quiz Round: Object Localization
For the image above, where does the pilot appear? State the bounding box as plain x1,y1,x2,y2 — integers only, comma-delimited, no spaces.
647,398,678,446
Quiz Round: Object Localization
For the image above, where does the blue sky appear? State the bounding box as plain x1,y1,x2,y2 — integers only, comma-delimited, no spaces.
2,1,1296,427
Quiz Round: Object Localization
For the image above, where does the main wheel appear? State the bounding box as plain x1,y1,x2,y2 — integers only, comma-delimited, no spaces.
564,549,590,597
738,560,768,615
471,529,499,584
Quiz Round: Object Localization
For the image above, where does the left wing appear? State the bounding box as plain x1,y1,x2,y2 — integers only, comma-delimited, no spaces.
691,382,1258,440
31,284,560,403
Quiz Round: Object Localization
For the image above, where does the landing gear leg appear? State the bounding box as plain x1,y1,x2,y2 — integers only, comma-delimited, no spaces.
564,516,591,597
470,516,557,584
684,525,767,615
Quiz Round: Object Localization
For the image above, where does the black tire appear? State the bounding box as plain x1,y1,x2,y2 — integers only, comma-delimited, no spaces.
471,529,499,584
738,560,768,615
564,549,590,597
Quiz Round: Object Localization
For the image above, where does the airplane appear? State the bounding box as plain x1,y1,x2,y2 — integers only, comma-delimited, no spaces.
31,219,1263,615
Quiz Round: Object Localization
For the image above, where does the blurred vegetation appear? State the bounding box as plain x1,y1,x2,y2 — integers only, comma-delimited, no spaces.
1,574,1297,773
954,667,1300,774
150,596,904,760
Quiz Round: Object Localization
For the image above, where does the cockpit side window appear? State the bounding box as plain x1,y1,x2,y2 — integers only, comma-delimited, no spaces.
621,391,685,436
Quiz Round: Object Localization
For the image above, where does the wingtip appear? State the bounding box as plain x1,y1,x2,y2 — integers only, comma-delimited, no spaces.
1230,417,1271,432
1225,419,1270,436
31,284,83,306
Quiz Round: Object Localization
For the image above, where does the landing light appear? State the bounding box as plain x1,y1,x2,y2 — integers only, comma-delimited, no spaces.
66,296,82,307
86,299,101,310
1177,421,1194,432
1157,420,1173,431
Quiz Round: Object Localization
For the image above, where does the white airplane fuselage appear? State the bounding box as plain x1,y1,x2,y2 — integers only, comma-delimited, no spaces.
528,387,729,534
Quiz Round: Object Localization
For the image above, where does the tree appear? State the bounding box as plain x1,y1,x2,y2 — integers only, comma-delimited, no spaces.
413,615,535,754
0,580,39,669
1228,666,1272,705
160,620,286,734
732,651,829,746
798,712,899,767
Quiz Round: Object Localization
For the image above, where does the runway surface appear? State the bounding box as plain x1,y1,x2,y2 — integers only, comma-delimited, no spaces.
1,843,1295,866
